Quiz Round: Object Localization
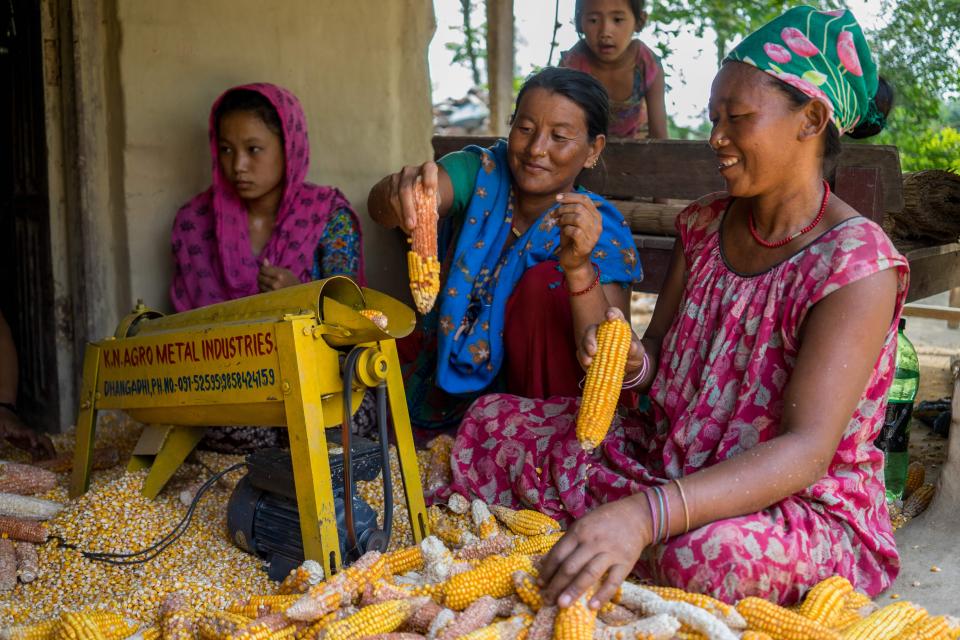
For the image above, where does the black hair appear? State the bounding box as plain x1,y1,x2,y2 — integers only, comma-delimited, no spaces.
511,67,609,141
768,74,894,159
214,89,284,140
574,0,645,35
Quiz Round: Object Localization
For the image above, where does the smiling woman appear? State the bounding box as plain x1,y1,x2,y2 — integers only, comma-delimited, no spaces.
367,67,643,432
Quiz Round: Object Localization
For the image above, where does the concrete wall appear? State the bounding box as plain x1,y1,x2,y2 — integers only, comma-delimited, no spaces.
116,0,436,310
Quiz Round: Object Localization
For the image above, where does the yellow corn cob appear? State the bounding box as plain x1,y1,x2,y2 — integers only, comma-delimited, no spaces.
830,607,862,631
323,597,424,640
159,592,195,640
197,611,252,640
293,611,338,640
410,581,447,602
675,631,707,640
902,484,935,519
359,308,389,330
444,553,534,610
576,319,632,451
895,614,951,639
384,545,424,575
3,619,59,640
228,613,296,640
0,462,58,496
903,462,925,499
407,179,440,314
227,594,300,618
512,571,543,611
278,560,325,594
471,500,500,539
844,590,874,612
741,633,775,640
553,591,597,640
797,576,854,627
455,534,514,561
512,532,563,556
0,514,48,543
842,601,926,640
646,585,736,620
428,506,476,548
56,613,111,640
457,614,530,640
490,505,561,536
0,492,63,521
0,539,15,591
437,595,500,640
736,597,839,640
139,628,161,640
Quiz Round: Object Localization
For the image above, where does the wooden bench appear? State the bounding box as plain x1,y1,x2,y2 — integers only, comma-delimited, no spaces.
433,136,960,305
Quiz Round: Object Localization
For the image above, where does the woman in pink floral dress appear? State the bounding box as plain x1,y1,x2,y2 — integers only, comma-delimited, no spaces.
442,7,906,607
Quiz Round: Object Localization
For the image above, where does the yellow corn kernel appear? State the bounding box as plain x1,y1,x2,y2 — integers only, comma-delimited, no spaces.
384,545,424,576
4,619,59,640
139,628,161,640
576,319,632,451
322,598,423,640
512,570,543,611
797,576,854,627
57,613,106,640
842,601,926,640
553,592,597,640
512,532,563,556
407,179,440,315
471,500,500,540
359,309,389,330
196,611,252,640
490,505,561,536
829,607,862,631
740,633,774,640
736,597,839,640
278,560,325,595
903,462,925,499
844,590,873,612
902,484,935,519
646,585,735,620
896,614,951,640
444,553,534,610
457,614,531,640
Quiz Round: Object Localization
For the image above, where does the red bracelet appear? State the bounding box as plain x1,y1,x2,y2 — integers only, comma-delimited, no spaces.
563,263,600,297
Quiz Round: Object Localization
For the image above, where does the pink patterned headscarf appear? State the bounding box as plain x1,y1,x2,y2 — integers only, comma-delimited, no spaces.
170,83,364,311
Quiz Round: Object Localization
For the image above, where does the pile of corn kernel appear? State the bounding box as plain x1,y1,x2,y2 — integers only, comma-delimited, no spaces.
0,414,427,628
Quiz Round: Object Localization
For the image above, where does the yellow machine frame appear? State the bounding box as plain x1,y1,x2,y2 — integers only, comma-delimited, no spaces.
70,277,428,573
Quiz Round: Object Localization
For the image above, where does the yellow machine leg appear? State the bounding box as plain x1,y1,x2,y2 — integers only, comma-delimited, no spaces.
276,318,342,574
379,339,429,543
70,344,102,498
140,426,207,499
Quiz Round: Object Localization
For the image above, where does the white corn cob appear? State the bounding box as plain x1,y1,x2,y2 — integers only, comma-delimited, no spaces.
0,492,64,520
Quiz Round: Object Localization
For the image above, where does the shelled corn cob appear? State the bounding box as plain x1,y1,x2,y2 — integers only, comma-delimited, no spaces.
359,309,389,330
0,463,58,496
407,179,441,314
576,318,632,451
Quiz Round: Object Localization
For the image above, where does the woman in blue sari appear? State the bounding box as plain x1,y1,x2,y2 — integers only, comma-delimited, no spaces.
367,68,643,431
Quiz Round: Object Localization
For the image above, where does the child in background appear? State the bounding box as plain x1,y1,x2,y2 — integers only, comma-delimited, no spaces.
561,0,667,140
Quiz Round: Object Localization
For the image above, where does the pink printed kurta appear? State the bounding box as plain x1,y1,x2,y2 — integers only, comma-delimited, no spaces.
443,193,909,605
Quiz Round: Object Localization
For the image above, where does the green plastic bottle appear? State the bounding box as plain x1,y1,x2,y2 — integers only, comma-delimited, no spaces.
875,318,919,503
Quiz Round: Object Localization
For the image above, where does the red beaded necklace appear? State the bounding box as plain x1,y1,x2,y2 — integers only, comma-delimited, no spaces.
748,180,830,248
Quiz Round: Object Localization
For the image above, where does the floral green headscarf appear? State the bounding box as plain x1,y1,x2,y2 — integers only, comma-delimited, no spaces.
725,6,883,135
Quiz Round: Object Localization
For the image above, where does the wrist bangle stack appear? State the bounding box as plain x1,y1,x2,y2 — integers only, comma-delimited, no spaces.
644,481,688,544
622,351,650,390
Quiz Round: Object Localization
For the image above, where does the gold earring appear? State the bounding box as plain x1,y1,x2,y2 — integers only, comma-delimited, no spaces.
589,158,599,169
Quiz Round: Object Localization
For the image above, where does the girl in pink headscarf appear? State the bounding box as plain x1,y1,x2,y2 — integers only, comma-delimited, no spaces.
170,83,366,452
170,83,365,313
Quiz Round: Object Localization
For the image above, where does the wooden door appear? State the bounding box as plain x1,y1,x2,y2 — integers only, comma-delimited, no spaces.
0,0,59,430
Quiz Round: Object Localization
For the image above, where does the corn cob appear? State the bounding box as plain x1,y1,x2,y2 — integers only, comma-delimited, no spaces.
490,505,561,537
844,590,874,613
444,553,534,610
596,601,636,626
359,309,390,330
228,613,296,640
903,462,925,499
284,579,351,622
740,633,775,640
458,614,530,640
455,534,514,561
0,538,16,591
14,541,39,583
426,436,454,494
2,619,59,640
0,492,63,520
428,506,476,548
323,597,425,640
797,576,854,627
57,612,107,640
293,611,339,640
553,591,597,640
278,559,325,595
513,570,543,611
227,594,300,618
512,533,563,556
576,319,632,451
407,178,440,315
618,583,738,640
139,628,161,640
593,614,680,640
646,585,745,629
364,635,428,640
829,607,862,632
0,515,48,543
0,462,58,496
422,535,456,583
86,614,137,640
361,581,443,633
901,484,935,519
35,447,119,474
526,606,557,640
736,597,839,640
196,611,252,640
436,595,499,640
895,614,951,640
385,545,424,576
842,601,926,640
471,500,500,539
447,493,470,515
410,580,449,603
159,591,195,640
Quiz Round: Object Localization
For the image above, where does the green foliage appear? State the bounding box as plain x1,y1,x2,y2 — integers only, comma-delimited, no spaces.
890,127,960,172
446,0,486,87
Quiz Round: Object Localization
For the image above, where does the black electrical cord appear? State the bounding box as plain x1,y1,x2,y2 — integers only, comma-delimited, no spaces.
48,462,246,566
340,346,366,554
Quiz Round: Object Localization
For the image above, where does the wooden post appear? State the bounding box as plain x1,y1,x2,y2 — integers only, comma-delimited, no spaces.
486,0,514,136
948,287,960,330
926,357,960,526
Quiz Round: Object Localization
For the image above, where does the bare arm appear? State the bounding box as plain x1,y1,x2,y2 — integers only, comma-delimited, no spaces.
366,162,454,234
644,70,669,140
542,266,899,608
